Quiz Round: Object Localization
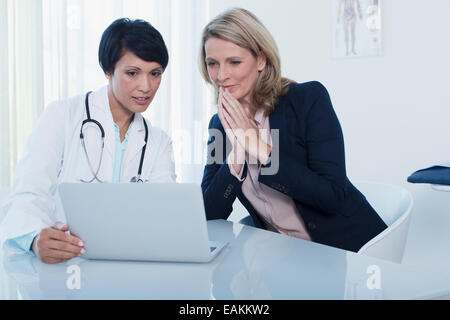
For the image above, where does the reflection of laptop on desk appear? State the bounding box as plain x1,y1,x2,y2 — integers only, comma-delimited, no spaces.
58,183,227,263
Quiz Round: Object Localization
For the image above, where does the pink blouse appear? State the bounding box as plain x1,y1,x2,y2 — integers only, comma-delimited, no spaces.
228,110,312,241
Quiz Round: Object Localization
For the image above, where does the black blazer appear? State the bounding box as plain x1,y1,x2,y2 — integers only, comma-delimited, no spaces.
201,81,387,252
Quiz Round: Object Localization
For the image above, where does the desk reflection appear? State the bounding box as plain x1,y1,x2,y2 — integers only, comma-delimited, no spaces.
2,220,388,300
212,223,348,299
2,251,226,300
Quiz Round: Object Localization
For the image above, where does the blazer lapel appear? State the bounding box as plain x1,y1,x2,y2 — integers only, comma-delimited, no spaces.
121,113,147,183
123,113,147,167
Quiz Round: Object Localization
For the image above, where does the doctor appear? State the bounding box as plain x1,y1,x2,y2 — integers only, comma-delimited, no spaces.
0,18,176,264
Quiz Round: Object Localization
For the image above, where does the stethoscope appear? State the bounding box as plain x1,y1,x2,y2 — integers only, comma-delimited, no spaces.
80,91,149,183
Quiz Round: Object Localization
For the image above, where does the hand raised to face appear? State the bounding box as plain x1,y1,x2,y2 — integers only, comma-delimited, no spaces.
218,87,271,166
217,87,246,173
219,88,258,133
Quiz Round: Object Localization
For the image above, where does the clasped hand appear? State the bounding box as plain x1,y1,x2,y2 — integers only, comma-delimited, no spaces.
217,87,271,174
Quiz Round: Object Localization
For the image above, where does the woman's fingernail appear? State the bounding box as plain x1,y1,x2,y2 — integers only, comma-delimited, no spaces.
78,241,84,247
80,249,86,254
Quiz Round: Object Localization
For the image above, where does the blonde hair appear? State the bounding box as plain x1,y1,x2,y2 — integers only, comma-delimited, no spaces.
199,8,294,114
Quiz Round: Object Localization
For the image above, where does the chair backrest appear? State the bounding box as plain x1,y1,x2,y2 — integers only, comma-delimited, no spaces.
355,181,414,263
235,180,413,263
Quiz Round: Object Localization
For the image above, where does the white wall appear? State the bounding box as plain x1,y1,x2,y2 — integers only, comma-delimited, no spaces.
210,0,450,220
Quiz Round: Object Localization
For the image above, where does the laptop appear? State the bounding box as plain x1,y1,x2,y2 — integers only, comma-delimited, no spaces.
58,183,228,263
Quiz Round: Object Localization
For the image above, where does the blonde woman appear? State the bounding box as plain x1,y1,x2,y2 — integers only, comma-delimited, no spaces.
199,8,387,252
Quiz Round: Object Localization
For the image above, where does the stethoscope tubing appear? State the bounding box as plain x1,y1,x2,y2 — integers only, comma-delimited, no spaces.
80,91,148,183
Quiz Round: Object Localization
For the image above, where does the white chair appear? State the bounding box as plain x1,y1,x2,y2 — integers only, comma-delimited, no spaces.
237,181,413,264
355,181,413,264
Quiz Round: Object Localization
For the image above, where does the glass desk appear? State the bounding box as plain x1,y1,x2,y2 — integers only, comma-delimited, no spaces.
2,210,450,300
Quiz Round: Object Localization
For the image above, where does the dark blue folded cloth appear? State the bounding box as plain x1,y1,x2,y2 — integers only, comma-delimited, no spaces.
407,166,450,185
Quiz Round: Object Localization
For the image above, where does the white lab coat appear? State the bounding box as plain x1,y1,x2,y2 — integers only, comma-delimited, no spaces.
0,86,176,246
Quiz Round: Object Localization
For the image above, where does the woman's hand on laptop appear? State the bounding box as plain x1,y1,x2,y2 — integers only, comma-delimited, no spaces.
31,222,86,264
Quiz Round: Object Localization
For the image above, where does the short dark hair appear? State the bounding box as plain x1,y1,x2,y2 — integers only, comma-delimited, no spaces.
98,18,169,75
